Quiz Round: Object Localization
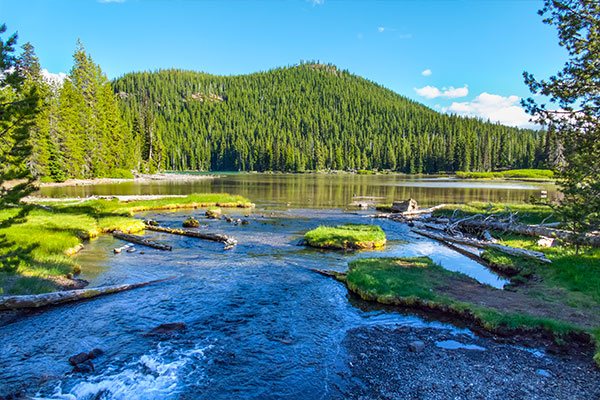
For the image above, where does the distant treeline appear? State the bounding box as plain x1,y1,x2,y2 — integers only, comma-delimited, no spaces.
23,43,551,180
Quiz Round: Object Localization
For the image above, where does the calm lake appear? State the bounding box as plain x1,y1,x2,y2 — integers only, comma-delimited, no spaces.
39,173,557,208
4,174,587,400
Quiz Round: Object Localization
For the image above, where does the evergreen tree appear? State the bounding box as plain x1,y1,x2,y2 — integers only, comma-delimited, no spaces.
0,24,40,206
523,0,600,243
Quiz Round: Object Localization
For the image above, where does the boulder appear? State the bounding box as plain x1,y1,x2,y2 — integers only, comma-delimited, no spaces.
182,217,200,228
408,340,425,353
391,199,419,213
73,360,94,373
69,352,90,366
88,348,104,359
147,322,187,336
205,208,222,219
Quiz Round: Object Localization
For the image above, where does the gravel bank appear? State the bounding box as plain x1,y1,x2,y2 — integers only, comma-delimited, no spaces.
342,325,600,400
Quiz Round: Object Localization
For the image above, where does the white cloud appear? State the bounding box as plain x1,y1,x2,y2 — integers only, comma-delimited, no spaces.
414,85,468,99
41,69,67,86
444,92,535,128
378,26,385,33
308,0,325,5
415,85,441,99
421,69,432,77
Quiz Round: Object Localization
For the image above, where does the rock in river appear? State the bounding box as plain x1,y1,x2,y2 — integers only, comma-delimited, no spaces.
147,322,187,336
408,340,425,353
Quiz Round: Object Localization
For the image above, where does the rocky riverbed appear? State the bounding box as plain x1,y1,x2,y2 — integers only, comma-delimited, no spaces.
342,325,600,400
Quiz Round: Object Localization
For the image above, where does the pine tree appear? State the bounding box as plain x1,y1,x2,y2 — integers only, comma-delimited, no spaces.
0,25,40,206
523,0,600,244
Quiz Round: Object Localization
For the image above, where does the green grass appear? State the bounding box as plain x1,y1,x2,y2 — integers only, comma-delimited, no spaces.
0,193,253,295
304,224,386,250
344,257,590,352
456,169,555,181
434,202,557,225
483,233,600,303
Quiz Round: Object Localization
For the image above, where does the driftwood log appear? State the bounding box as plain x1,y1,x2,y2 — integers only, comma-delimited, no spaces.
0,277,176,311
368,204,447,219
453,219,600,248
412,228,552,264
145,224,238,249
113,231,172,251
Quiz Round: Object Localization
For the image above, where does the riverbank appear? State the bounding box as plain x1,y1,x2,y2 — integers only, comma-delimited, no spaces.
0,193,253,295
343,325,600,399
325,200,600,365
37,173,218,188
327,255,600,365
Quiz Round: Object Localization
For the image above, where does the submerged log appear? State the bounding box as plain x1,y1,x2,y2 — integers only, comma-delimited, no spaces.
412,228,552,264
145,224,238,249
113,231,172,251
0,277,176,311
454,219,600,248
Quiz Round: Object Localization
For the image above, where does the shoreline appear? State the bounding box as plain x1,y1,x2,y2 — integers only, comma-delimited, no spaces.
37,173,219,188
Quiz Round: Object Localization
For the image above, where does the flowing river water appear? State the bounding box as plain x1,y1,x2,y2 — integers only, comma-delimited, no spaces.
2,174,599,399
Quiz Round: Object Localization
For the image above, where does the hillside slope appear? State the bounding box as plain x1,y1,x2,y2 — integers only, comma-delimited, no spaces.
113,64,545,173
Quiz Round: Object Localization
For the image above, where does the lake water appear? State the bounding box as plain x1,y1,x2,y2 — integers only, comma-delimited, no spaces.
38,173,557,208
0,174,578,399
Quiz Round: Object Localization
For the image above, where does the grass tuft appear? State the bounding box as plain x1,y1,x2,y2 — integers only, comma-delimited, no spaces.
304,224,386,250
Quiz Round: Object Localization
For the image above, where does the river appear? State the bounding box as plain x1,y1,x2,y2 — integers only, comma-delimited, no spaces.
1,174,598,399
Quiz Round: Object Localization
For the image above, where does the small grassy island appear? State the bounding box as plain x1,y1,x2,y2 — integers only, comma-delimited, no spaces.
304,224,386,250
455,169,555,181
0,193,253,295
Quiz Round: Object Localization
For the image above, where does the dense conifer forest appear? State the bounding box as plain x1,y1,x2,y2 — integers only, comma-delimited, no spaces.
114,64,546,174
28,44,548,179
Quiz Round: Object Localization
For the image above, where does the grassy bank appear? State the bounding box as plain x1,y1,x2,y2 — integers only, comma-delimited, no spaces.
304,224,386,250
456,169,554,181
0,193,253,295
340,257,600,364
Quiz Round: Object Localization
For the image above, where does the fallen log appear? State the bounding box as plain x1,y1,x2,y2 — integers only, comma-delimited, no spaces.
145,224,237,249
367,204,447,219
455,219,600,248
412,228,552,264
113,231,172,251
0,277,177,311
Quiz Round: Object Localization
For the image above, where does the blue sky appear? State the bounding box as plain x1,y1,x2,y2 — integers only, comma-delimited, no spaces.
0,0,564,127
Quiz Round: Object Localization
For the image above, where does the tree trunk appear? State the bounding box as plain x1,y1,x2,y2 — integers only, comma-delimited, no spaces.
0,277,176,311
144,224,237,249
455,219,600,248
412,228,552,264
113,231,172,251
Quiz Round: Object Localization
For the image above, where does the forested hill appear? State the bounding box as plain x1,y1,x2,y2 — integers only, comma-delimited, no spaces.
113,64,545,173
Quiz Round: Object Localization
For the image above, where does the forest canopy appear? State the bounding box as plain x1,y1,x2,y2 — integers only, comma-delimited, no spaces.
30,54,548,179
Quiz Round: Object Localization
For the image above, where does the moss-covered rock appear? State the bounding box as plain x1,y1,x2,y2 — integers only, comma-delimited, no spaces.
205,207,222,219
182,217,200,228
